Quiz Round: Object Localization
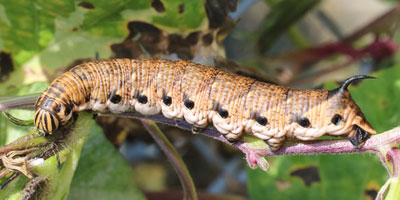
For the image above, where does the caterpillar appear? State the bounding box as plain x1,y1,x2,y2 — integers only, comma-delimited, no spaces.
34,59,376,151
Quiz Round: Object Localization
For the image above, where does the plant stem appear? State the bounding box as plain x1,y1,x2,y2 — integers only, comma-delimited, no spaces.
102,113,400,200
385,178,400,200
107,113,400,170
140,119,198,200
0,94,39,112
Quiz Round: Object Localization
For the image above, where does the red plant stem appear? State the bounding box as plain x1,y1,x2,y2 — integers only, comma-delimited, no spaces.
107,113,400,176
386,148,400,177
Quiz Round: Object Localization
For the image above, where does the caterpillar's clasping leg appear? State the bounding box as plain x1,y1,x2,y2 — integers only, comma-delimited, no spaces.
221,134,240,145
191,127,203,134
265,138,285,152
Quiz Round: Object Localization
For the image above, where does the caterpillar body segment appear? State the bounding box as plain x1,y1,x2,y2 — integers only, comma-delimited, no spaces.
34,59,376,151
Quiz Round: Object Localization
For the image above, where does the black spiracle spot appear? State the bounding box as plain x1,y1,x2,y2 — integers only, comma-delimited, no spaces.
184,99,194,110
218,108,229,119
298,117,311,128
110,95,122,104
85,95,90,103
163,95,172,106
256,116,268,126
138,95,148,104
331,114,343,125
65,104,73,116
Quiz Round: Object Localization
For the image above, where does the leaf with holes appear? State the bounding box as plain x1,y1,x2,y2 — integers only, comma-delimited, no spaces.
0,0,208,92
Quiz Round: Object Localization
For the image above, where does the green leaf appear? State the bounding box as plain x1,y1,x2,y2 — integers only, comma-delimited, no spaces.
0,112,93,200
0,175,30,200
149,0,207,31
257,0,321,52
0,111,144,199
38,112,94,200
0,81,143,199
0,82,47,144
350,66,400,133
0,0,208,199
248,155,386,200
68,123,145,200
3,112,34,126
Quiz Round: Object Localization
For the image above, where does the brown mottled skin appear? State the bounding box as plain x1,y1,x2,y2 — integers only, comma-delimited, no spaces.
34,59,376,151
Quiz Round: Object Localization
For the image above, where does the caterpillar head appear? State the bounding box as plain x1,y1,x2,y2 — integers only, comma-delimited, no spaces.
326,75,376,148
34,95,74,134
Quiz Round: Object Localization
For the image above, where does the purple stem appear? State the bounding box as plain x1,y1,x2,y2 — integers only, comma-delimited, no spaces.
386,148,400,178
105,113,400,175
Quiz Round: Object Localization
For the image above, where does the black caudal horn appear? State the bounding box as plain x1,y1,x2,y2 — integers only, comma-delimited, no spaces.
339,75,375,92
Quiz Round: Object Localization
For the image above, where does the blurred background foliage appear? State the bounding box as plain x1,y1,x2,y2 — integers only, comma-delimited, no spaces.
0,0,399,199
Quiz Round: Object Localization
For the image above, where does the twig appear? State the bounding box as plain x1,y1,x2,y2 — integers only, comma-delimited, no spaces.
111,112,400,199
140,119,198,200
104,113,400,172
0,94,39,112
